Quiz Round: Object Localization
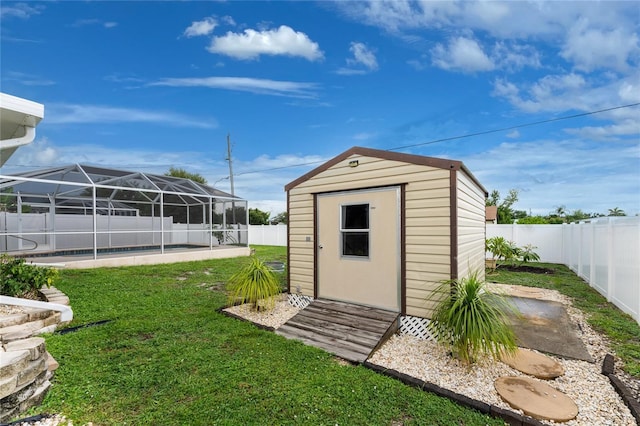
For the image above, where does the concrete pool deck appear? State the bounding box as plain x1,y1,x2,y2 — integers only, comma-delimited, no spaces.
21,245,251,269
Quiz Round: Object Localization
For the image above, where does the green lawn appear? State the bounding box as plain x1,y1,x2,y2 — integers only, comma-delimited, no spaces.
488,263,640,377
32,246,502,426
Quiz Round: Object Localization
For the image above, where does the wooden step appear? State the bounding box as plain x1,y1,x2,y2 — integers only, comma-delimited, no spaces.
276,298,399,363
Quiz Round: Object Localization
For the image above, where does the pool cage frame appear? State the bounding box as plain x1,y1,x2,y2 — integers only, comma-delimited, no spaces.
0,164,249,259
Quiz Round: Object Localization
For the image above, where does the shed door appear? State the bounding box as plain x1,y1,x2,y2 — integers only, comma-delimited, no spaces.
317,187,400,311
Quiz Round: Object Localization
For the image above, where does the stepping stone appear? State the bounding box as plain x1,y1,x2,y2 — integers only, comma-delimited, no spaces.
495,376,578,422
500,348,564,379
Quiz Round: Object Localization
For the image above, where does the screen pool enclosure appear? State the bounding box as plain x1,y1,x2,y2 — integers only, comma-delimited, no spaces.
0,164,248,259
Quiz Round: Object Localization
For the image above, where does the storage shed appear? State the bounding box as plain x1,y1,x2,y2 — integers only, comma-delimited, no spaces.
285,146,487,325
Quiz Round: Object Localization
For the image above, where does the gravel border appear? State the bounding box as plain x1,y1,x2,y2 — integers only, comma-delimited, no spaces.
225,287,638,426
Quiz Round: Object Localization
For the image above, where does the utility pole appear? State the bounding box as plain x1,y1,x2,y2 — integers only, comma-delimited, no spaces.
226,133,236,224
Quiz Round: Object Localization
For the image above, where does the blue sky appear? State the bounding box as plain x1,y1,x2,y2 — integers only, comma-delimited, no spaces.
1,1,639,218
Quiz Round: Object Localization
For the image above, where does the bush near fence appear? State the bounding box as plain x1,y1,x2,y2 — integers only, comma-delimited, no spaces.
488,217,639,324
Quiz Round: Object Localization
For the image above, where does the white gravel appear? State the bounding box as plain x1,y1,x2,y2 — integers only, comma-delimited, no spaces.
225,284,637,426
223,297,301,328
368,283,637,426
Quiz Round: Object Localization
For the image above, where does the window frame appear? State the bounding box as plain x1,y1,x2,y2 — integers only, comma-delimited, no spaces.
339,202,370,259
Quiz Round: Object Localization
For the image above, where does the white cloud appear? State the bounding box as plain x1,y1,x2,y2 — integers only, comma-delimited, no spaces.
492,72,640,140
493,72,640,114
492,42,541,70
335,1,638,40
207,25,323,61
353,132,376,141
336,1,639,73
104,74,144,84
411,40,539,73
348,42,378,70
463,139,640,216
493,73,588,113
150,76,319,99
4,71,55,86
71,19,118,29
183,17,217,38
228,153,327,214
0,3,43,20
406,53,429,70
221,16,236,27
337,42,379,75
46,103,217,128
335,68,367,76
431,36,494,73
564,119,640,141
3,141,209,173
506,130,520,139
562,19,639,72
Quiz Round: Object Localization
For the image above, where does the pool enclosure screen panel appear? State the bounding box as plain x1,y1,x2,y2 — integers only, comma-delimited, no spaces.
317,187,400,312
341,203,369,257
0,164,248,256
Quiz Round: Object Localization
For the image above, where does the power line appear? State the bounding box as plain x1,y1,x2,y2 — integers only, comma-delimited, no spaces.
388,102,640,151
5,102,639,177
232,102,640,176
234,160,325,177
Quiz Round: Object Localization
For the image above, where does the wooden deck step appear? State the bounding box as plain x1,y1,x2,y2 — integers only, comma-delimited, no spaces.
276,299,399,363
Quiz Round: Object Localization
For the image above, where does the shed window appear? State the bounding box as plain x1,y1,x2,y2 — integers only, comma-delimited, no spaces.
341,203,369,257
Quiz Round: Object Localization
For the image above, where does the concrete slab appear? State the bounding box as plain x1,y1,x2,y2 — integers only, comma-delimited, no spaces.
495,376,578,422
507,296,592,362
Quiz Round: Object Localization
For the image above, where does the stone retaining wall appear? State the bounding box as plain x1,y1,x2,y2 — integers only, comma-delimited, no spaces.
0,288,69,423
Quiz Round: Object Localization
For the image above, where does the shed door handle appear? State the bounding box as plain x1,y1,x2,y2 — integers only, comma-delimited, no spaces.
318,244,323,249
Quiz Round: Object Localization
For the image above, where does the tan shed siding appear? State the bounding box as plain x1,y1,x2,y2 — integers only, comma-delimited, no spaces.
456,170,486,282
287,190,315,297
288,153,452,319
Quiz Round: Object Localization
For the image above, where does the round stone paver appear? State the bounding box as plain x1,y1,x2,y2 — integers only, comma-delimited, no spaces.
500,348,564,379
495,376,578,422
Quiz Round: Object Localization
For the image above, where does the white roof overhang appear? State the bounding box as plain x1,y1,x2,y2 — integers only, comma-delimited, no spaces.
0,92,45,167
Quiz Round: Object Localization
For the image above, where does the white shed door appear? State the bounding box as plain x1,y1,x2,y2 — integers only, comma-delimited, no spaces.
317,187,400,311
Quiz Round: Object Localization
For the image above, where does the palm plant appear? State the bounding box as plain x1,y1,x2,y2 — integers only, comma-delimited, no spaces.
518,244,540,265
485,237,518,269
426,272,518,364
227,256,281,311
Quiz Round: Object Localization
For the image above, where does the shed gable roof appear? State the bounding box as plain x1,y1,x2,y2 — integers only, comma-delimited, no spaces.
285,146,485,194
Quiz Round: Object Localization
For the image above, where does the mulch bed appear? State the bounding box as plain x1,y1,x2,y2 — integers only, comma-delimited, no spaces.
498,265,556,274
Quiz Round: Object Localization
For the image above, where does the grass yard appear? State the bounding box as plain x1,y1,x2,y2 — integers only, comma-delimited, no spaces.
32,246,502,426
489,263,640,377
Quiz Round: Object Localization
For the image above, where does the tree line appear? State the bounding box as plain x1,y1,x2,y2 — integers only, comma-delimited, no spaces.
165,168,628,226
487,189,628,224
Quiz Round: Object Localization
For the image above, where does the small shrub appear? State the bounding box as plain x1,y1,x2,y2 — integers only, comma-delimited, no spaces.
518,244,541,265
426,271,517,364
0,254,58,298
485,237,540,269
226,256,281,311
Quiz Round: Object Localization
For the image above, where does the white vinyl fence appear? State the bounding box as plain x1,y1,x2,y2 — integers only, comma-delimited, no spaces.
488,217,640,324
250,219,639,324
248,224,287,246
1,212,248,254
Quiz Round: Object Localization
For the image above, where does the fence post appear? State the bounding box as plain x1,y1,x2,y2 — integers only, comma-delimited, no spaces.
562,223,569,267
589,221,596,292
607,218,614,302
576,223,583,278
